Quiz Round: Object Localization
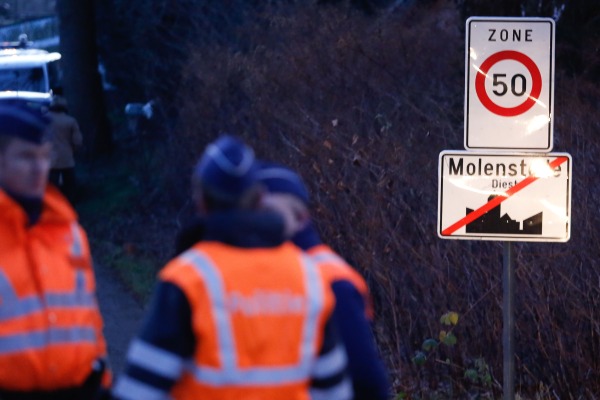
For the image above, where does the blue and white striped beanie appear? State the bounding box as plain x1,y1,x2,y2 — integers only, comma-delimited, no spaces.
256,161,310,205
194,134,258,207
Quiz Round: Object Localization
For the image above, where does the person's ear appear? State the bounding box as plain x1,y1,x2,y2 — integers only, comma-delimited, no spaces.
291,200,310,229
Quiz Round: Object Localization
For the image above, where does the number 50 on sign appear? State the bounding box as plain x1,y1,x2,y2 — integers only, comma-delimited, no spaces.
465,17,555,152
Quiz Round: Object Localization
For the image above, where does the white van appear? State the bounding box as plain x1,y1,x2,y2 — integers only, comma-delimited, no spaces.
0,37,61,105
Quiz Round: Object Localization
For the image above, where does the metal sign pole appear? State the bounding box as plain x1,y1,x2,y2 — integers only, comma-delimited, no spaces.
503,241,515,399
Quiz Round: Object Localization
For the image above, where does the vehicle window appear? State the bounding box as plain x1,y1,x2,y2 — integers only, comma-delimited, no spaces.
47,60,63,93
0,67,46,92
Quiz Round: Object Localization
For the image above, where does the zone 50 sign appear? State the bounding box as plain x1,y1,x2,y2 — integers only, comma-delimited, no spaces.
465,17,555,152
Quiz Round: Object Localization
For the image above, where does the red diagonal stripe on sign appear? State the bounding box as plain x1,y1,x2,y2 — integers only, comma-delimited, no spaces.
441,156,568,236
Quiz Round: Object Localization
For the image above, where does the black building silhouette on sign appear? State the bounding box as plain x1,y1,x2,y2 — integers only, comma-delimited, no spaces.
466,195,542,234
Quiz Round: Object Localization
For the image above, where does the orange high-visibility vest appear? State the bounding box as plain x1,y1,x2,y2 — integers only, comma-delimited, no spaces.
159,241,335,400
0,187,108,391
308,244,374,320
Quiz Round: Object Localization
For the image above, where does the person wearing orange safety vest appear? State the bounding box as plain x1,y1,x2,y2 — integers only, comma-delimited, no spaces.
257,162,391,400
0,100,111,399
112,135,353,400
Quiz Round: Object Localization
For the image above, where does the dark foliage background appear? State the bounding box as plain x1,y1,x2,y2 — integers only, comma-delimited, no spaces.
87,0,600,397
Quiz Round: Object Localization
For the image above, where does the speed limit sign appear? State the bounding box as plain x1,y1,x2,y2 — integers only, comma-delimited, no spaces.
465,17,555,152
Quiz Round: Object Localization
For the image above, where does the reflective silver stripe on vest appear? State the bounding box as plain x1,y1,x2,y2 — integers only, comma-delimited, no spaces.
45,270,96,308
71,223,84,258
44,291,96,308
311,251,345,266
181,249,324,386
126,339,185,380
0,269,96,322
0,270,43,320
0,326,97,354
113,375,174,400
311,344,347,379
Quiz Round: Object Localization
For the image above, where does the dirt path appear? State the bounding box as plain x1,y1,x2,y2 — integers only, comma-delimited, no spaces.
94,260,147,375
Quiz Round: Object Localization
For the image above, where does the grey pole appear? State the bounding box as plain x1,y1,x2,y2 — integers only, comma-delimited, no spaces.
503,241,515,399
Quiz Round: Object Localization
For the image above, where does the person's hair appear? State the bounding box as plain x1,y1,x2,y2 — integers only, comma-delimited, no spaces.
48,103,68,112
48,96,69,113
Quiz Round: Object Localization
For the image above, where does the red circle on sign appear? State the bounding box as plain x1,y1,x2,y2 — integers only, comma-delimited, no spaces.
475,50,542,117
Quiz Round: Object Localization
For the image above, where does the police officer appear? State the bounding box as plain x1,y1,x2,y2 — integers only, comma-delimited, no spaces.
112,135,352,400
257,162,392,400
0,100,111,399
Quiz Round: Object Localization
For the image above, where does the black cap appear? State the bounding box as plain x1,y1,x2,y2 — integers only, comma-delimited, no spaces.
0,100,50,144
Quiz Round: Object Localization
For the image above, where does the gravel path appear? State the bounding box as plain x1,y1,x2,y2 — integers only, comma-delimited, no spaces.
94,260,147,375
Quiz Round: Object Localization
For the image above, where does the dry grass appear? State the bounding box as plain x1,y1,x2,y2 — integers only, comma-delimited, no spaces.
93,0,600,397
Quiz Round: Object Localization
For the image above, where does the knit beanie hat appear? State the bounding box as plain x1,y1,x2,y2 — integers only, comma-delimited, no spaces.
194,135,258,207
256,161,310,205
0,100,50,144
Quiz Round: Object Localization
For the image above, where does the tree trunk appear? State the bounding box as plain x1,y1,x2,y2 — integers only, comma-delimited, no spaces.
56,0,112,154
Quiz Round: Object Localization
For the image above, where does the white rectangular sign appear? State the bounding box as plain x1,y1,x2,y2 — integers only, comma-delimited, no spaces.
438,151,571,241
465,17,555,151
